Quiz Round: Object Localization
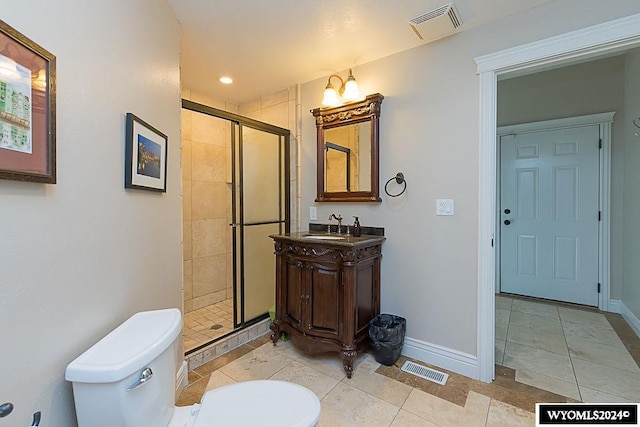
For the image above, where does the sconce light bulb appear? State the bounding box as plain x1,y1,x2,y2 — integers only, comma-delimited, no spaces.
322,83,340,107
342,69,360,101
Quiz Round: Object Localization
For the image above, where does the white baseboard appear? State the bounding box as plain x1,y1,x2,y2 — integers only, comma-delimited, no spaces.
176,360,188,396
402,336,479,380
620,302,640,339
608,299,621,314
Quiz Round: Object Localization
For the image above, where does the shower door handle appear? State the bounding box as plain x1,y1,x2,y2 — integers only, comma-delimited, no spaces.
126,368,154,392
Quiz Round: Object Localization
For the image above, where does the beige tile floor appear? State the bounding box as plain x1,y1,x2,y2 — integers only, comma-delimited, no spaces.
496,294,640,402
178,295,640,426
179,336,535,427
184,298,234,352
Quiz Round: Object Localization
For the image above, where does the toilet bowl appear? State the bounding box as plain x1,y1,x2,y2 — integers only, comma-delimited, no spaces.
65,308,320,427
169,380,320,427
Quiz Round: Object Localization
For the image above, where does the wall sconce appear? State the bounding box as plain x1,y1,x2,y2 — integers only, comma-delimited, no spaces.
322,69,361,107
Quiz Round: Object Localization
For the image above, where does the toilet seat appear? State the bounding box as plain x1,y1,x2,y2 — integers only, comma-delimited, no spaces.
169,404,201,427
171,380,321,427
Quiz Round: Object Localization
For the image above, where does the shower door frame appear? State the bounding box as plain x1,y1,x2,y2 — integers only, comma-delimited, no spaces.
182,99,290,353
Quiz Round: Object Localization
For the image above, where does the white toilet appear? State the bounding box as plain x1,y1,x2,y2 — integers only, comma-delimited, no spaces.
65,308,321,427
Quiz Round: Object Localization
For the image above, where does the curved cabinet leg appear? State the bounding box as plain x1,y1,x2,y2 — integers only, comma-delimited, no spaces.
341,349,357,378
270,321,280,345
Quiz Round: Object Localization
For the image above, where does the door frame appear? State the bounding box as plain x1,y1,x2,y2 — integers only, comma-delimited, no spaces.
495,113,614,307
474,13,640,383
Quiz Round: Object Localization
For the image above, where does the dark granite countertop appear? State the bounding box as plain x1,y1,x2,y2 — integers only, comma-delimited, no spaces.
270,231,386,248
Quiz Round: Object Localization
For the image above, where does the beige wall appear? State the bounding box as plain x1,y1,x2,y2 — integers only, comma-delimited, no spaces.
622,49,640,320
0,0,181,425
497,56,627,300
299,1,640,358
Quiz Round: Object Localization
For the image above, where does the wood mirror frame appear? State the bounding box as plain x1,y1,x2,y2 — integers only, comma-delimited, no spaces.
311,93,383,202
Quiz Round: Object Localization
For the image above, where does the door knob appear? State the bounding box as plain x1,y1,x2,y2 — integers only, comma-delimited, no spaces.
504,219,511,225
0,402,14,417
504,208,511,214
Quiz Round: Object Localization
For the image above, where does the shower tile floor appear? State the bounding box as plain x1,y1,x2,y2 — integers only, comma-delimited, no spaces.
184,298,234,352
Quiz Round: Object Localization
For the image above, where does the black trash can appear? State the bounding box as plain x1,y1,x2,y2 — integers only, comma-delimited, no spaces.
369,314,406,366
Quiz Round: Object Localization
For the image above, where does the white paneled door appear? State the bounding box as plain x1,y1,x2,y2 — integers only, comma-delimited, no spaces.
500,125,600,306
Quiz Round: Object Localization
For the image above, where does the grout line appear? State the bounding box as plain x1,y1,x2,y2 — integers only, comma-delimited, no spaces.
502,304,512,363
483,398,492,427
559,303,582,402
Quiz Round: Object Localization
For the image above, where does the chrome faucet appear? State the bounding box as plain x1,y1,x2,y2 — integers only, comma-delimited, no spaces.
328,213,343,234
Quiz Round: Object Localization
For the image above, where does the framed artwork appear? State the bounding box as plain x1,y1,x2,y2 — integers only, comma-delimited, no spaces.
125,113,167,192
0,20,56,183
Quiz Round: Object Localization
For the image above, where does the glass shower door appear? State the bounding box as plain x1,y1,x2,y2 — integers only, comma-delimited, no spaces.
232,124,289,326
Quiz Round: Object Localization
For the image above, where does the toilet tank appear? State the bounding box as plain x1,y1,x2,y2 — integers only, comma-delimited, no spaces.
65,308,182,427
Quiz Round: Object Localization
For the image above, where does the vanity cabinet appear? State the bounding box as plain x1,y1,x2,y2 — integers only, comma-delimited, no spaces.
269,233,385,378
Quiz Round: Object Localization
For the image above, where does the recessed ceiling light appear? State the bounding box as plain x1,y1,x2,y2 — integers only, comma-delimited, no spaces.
220,76,233,84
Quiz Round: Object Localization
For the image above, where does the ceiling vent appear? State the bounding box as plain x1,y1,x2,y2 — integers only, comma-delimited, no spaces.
409,3,462,42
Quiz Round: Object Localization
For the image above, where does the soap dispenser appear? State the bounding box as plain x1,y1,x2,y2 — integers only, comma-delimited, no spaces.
352,216,361,237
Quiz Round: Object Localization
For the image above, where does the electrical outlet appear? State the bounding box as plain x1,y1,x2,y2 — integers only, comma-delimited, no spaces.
309,207,318,220
436,199,454,216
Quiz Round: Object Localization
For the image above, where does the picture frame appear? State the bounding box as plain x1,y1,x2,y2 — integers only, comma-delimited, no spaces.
125,113,168,192
0,20,56,184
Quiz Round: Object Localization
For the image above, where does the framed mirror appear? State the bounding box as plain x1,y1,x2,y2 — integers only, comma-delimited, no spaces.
311,93,383,202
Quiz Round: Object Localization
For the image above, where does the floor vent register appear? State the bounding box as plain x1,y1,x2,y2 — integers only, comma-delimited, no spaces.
400,361,449,385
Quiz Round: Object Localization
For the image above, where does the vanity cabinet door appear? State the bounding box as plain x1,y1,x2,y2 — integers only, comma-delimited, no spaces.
282,257,305,330
306,262,342,339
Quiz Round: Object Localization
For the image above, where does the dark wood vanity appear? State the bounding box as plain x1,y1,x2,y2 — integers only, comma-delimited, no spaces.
269,232,385,378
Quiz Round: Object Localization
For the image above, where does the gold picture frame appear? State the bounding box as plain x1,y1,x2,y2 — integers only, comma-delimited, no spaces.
0,19,56,184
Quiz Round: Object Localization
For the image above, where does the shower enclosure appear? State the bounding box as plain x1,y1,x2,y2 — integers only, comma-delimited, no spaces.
181,100,289,353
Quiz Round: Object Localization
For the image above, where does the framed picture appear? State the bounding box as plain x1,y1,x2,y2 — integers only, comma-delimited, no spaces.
0,20,56,184
125,113,168,192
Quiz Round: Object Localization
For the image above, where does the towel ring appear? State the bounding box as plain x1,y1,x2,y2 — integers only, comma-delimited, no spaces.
384,172,407,197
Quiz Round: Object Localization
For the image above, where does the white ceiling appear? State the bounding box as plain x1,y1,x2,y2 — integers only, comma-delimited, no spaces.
168,0,555,104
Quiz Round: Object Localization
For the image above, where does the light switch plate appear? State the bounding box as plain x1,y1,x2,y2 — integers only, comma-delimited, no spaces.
436,199,454,216
310,207,318,220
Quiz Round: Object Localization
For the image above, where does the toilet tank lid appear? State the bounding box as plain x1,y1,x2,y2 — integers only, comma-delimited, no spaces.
65,308,182,383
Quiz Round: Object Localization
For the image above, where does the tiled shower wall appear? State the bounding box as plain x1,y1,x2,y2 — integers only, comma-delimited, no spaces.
181,89,238,313
181,87,299,314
